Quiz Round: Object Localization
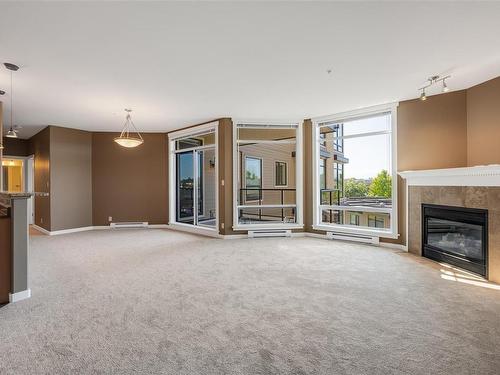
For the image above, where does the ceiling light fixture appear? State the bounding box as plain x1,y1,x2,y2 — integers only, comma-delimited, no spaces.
418,74,451,101
420,89,427,101
442,79,450,93
114,109,144,148
4,62,20,138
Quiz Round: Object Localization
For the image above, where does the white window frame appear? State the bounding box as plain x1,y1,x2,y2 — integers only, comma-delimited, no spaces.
232,120,303,231
168,121,219,234
312,103,399,239
274,160,288,188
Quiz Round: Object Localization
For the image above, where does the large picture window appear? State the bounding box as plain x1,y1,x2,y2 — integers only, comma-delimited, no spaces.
234,122,302,229
313,104,398,238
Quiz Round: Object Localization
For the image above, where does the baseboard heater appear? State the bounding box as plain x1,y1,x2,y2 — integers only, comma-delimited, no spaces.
110,222,149,228
248,229,292,238
326,232,379,245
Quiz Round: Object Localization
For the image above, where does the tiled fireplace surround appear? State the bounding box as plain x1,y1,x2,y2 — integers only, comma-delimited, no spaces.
400,166,500,284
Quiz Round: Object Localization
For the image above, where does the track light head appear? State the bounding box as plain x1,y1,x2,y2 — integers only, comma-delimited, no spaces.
442,79,450,93
420,89,427,101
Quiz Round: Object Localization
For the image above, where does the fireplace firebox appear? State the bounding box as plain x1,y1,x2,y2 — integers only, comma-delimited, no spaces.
422,204,488,277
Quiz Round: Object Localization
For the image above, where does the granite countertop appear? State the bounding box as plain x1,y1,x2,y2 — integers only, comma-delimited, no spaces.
0,192,49,208
0,191,49,198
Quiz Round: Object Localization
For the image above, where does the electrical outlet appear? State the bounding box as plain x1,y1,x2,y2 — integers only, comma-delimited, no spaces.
40,217,43,224
108,216,113,222
221,222,224,229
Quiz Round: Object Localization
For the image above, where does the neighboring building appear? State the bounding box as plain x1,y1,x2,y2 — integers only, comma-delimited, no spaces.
319,123,348,225
341,197,392,229
239,141,296,223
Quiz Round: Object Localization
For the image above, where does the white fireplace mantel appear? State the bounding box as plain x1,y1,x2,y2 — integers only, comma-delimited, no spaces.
399,165,500,187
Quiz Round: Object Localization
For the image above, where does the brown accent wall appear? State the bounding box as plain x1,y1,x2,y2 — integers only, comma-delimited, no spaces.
397,90,468,171
2,137,30,157
92,132,168,226
218,118,235,235
466,76,500,166
28,127,51,231
50,127,93,231
382,91,469,246
303,119,314,232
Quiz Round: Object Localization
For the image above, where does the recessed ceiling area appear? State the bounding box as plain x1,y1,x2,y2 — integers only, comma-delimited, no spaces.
1,1,500,138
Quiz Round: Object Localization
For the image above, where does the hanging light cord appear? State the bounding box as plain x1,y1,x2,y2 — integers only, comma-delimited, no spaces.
119,110,143,141
10,70,13,131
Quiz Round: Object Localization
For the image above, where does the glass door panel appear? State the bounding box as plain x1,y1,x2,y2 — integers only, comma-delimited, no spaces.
197,149,216,228
176,151,195,225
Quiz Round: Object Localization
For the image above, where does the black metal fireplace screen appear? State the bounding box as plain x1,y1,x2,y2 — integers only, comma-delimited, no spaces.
422,204,488,277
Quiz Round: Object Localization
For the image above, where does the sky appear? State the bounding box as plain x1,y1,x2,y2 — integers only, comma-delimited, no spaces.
341,114,392,179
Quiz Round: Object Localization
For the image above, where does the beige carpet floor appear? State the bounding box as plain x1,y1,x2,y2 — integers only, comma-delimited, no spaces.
1,229,500,374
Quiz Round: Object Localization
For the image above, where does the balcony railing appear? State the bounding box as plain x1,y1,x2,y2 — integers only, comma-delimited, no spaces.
239,188,296,223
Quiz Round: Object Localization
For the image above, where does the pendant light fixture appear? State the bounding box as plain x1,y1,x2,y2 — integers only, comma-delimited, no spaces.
114,108,144,148
4,63,20,138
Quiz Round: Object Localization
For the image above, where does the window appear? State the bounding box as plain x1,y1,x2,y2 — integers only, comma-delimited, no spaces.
350,213,360,226
176,137,203,150
234,122,302,227
319,159,326,189
245,157,262,201
368,214,385,228
275,161,287,187
313,104,397,238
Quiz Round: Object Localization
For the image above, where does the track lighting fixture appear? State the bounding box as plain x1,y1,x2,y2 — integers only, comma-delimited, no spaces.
442,79,450,93
418,75,451,100
420,89,427,101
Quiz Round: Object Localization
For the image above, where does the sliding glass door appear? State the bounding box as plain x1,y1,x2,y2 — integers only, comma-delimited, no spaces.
171,127,217,230
176,151,195,225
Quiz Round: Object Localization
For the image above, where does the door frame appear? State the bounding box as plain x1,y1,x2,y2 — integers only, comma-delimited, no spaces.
1,155,34,224
168,122,219,234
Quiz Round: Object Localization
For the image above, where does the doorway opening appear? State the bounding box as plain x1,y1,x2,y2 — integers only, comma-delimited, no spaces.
1,155,35,224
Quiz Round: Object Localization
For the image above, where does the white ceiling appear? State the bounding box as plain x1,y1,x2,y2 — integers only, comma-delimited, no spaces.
1,1,500,139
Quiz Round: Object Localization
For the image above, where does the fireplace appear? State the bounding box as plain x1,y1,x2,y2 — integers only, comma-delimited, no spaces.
422,204,488,277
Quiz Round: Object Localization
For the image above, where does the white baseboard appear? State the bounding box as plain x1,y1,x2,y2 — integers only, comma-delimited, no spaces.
31,224,51,235
49,226,95,236
379,242,407,251
31,224,171,236
31,223,407,251
9,289,31,303
148,224,169,229
220,234,248,239
167,223,220,238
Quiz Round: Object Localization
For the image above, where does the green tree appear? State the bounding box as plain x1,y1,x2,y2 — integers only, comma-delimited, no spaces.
344,178,369,198
368,170,392,198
